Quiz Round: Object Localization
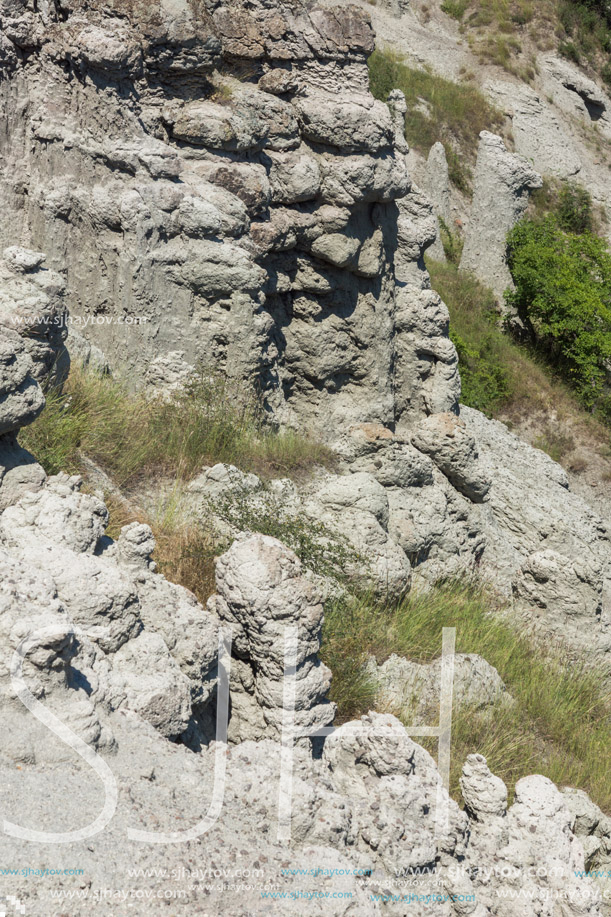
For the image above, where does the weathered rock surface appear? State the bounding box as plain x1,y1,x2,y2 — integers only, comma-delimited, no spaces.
0,0,426,435
462,407,611,671
423,141,451,261
459,131,542,301
0,241,605,915
210,534,335,743
367,652,510,722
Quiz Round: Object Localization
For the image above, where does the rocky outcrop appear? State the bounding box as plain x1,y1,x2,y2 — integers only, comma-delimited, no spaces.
0,0,441,435
459,131,542,301
210,534,335,743
0,292,605,914
423,140,451,261
367,652,511,722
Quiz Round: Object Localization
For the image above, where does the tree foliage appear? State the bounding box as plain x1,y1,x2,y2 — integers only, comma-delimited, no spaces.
505,217,611,413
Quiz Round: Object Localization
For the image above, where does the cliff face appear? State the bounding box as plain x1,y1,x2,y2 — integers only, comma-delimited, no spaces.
0,0,610,673
0,0,460,432
0,264,605,914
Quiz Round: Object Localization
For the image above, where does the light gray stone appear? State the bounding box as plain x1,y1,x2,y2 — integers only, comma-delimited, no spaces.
460,131,542,301
367,652,510,723
424,141,451,261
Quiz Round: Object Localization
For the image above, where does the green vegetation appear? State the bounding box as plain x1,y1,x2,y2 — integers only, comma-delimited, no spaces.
506,216,611,417
558,0,611,73
321,583,611,808
438,0,611,83
368,49,503,192
211,489,357,580
438,217,465,264
528,178,600,234
429,181,611,434
21,366,332,487
441,0,470,19
21,366,336,606
428,257,548,418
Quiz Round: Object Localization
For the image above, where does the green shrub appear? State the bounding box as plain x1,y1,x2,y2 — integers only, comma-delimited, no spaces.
441,0,470,19
367,49,502,192
427,259,522,416
559,39,581,62
451,328,512,415
558,0,611,64
505,217,611,414
528,178,603,236
557,183,594,234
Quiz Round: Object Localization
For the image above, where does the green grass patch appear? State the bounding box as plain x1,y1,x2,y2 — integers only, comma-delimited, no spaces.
368,49,503,192
441,0,470,20
321,582,611,809
20,366,333,488
428,258,538,417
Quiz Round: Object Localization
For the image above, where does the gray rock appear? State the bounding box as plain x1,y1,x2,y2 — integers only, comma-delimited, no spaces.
211,534,336,742
460,753,508,820
367,652,510,723
460,131,542,302
423,141,451,261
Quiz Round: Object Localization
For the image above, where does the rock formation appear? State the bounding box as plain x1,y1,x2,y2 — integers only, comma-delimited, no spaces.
366,651,511,722
0,320,603,911
423,140,451,261
0,1,609,911
459,131,542,301
0,0,607,667
0,0,445,435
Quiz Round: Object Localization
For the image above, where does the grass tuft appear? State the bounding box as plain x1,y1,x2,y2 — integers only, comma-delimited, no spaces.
20,366,333,489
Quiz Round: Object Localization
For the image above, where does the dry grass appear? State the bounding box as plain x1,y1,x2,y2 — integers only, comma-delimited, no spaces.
104,493,219,606
321,583,611,810
20,365,334,489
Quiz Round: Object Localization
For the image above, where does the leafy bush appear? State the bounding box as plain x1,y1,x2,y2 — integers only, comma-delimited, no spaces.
451,328,512,415
557,183,594,234
441,0,470,19
558,0,611,60
558,39,581,63
368,49,503,192
528,178,603,236
505,217,611,413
